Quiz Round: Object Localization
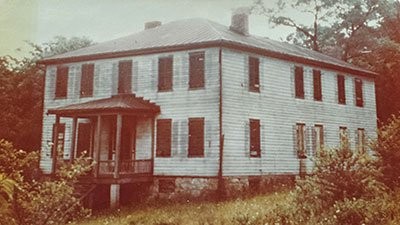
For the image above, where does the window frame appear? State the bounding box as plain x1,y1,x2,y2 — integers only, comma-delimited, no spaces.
158,56,173,92
294,66,304,99
296,123,306,158
189,51,205,89
355,78,364,107
55,66,68,99
51,123,66,158
188,118,205,157
156,119,172,157
339,126,348,146
313,69,322,101
248,56,260,92
249,119,261,157
313,124,324,156
80,63,94,98
357,128,365,153
118,60,132,94
337,74,346,104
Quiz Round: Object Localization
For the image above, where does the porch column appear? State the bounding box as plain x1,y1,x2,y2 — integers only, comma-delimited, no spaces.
51,115,60,174
114,114,122,179
94,115,102,178
150,117,155,175
110,184,120,209
70,116,78,163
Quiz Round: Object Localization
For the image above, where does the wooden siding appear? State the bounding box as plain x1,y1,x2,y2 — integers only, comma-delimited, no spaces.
221,48,377,176
40,48,221,176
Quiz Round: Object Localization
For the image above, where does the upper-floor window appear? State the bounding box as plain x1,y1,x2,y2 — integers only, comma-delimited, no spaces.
118,60,132,94
295,123,306,158
55,66,68,98
156,119,172,157
357,128,365,153
189,52,205,89
249,119,261,157
313,124,324,155
294,66,304,98
249,57,260,92
355,78,364,107
158,56,173,91
313,69,322,101
188,118,204,157
80,64,94,97
337,74,346,104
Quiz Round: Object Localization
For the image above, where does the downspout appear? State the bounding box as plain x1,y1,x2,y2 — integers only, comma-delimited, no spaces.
217,47,225,198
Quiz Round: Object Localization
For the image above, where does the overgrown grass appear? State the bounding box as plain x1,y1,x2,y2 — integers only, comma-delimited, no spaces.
73,190,290,225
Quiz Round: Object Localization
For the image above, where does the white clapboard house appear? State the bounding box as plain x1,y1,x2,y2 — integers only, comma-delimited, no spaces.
38,10,377,208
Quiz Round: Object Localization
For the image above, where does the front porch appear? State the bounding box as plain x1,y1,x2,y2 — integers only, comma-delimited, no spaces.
48,94,160,208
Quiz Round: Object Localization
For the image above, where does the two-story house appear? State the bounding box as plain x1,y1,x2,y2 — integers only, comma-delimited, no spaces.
38,10,377,208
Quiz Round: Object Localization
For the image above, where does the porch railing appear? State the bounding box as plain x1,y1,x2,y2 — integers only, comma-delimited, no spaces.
98,159,152,176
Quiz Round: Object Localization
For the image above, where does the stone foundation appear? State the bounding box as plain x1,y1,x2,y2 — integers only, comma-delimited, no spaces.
150,175,295,200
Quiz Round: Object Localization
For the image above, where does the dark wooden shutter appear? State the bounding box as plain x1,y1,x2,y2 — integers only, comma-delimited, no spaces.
156,119,172,157
313,69,322,101
189,52,205,89
158,57,173,91
55,66,68,98
188,118,204,157
337,74,346,104
355,78,363,107
118,60,132,94
80,64,94,97
249,119,261,157
295,66,304,98
249,57,260,92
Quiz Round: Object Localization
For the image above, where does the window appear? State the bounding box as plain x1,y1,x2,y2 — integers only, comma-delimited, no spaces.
296,123,306,158
313,125,324,155
249,57,260,92
339,126,348,146
52,123,65,158
189,52,205,89
355,78,364,107
294,66,304,98
249,119,261,157
55,66,68,98
158,179,175,193
337,74,346,104
80,64,94,97
118,60,132,94
156,119,172,157
188,118,204,157
313,69,322,101
357,128,365,153
158,56,173,91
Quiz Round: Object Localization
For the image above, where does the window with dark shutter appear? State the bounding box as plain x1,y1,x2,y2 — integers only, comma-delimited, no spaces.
313,69,322,101
51,123,65,158
118,60,132,94
337,74,346,104
188,118,204,157
189,52,205,89
249,57,260,92
156,119,172,157
55,66,68,98
355,78,363,107
80,64,94,97
295,66,304,98
249,119,261,157
296,123,306,158
158,56,173,91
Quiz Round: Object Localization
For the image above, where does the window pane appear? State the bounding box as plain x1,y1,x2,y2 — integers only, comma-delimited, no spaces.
118,60,132,94
80,64,94,97
249,57,260,92
156,119,172,157
189,52,205,89
188,118,204,157
355,78,363,107
250,119,261,157
313,69,322,101
158,57,173,91
55,66,68,98
295,66,304,98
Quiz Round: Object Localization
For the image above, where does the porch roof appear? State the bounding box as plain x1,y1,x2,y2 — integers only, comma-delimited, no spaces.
47,94,160,117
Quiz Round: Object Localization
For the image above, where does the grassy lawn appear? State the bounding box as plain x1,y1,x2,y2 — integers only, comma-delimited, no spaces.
74,190,289,225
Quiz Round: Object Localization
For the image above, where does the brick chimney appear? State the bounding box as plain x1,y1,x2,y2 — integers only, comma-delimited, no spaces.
230,7,250,35
145,21,162,30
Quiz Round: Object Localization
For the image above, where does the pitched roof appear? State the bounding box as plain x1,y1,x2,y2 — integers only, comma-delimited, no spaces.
47,94,160,116
39,18,375,77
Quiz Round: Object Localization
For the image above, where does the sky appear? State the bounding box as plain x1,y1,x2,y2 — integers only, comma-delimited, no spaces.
0,0,296,59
